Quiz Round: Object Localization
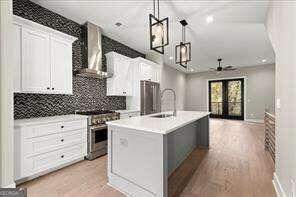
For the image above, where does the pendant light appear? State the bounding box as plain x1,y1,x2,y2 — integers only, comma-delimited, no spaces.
149,0,169,54
175,20,191,68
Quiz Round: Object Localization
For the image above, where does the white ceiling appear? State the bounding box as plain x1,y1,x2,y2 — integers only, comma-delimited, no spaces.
32,0,274,73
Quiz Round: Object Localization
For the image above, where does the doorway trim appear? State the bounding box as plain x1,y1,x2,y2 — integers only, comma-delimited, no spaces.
206,76,247,121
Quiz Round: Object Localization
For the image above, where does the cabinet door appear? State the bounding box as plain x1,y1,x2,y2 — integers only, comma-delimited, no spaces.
22,28,51,93
50,37,73,94
107,54,132,96
140,62,152,81
122,58,132,95
150,65,161,83
12,24,21,92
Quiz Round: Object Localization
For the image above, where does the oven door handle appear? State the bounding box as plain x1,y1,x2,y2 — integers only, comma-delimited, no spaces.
90,125,107,131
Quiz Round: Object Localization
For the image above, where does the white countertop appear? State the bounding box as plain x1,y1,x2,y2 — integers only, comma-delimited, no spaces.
107,111,210,134
115,109,140,114
14,114,88,126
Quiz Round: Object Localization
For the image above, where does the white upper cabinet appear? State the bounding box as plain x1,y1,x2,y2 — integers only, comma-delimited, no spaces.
139,62,152,81
50,36,73,94
126,57,162,110
137,58,162,83
106,52,133,96
13,16,77,94
22,27,51,93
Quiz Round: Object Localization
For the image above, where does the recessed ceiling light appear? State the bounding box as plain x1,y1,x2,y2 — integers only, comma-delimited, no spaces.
115,22,122,27
169,56,173,60
206,15,214,23
262,59,267,63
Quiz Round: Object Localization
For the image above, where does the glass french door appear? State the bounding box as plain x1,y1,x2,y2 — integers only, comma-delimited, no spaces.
209,78,244,120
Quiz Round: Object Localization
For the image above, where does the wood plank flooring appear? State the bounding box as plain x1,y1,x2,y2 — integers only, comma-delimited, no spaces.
19,119,276,197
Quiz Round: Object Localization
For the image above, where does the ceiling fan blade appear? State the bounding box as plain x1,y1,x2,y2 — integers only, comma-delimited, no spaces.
224,66,233,69
224,68,237,71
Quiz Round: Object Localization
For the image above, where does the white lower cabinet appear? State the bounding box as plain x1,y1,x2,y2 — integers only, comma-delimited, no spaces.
14,115,88,183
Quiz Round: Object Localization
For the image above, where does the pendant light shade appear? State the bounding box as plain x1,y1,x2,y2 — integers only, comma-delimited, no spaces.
175,20,191,68
149,0,169,54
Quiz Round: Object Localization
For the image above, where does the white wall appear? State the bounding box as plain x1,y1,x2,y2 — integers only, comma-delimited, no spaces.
185,64,275,121
0,0,15,188
146,52,186,111
161,65,186,111
266,2,296,197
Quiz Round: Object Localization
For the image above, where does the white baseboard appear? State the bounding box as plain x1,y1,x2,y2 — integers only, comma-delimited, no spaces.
273,173,287,197
2,182,16,188
245,119,264,124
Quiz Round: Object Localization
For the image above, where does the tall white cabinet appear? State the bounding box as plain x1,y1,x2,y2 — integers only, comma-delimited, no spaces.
13,16,77,94
127,57,162,110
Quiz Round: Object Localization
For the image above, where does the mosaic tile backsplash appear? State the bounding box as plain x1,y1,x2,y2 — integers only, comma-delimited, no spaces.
13,0,145,119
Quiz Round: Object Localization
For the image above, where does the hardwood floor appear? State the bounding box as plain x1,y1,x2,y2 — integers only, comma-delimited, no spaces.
19,119,276,197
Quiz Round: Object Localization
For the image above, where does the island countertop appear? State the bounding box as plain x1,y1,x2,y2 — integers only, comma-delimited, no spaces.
107,111,210,134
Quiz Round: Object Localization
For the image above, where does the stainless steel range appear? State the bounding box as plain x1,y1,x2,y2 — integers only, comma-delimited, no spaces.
76,110,120,160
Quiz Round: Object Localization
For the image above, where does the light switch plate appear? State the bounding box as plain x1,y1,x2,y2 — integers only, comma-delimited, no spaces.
276,99,281,109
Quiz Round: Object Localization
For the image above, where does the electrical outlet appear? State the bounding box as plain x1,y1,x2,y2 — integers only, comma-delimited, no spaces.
291,179,295,197
276,98,281,109
120,138,128,147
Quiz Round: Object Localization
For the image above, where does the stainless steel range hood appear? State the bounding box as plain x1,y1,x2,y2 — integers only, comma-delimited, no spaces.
75,22,112,79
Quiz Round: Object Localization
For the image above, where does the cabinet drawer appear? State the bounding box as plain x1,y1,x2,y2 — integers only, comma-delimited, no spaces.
24,129,87,156
25,123,61,139
25,143,86,177
60,119,87,132
25,119,87,139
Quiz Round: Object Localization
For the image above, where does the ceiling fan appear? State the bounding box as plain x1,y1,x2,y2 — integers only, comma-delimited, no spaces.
210,58,237,73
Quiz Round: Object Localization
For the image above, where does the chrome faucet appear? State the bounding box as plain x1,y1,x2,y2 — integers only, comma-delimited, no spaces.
161,88,177,116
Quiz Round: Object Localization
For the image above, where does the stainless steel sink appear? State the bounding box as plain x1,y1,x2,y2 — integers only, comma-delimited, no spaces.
150,114,173,118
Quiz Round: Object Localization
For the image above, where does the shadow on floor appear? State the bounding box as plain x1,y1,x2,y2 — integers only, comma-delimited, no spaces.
168,148,208,197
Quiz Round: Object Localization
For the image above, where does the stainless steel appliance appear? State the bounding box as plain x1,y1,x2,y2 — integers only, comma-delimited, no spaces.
75,110,120,160
140,80,161,115
74,22,113,79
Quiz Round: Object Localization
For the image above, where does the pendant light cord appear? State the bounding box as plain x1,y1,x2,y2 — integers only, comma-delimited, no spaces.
153,0,155,17
153,0,160,19
182,25,186,43
158,0,160,19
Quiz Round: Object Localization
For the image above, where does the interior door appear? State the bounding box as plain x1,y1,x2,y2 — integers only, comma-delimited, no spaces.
209,78,244,120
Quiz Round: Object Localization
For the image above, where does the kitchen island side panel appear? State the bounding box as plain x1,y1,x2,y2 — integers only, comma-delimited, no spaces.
196,115,210,148
107,125,166,197
167,122,197,175
167,116,209,175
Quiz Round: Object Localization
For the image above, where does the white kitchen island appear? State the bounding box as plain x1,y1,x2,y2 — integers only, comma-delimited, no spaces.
107,111,210,197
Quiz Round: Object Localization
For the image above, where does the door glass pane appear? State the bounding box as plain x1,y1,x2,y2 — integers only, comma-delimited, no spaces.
228,80,242,116
210,82,223,115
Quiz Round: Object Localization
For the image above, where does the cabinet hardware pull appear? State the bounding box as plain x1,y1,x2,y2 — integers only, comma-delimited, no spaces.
61,155,64,158
52,87,54,90
47,87,50,90
61,139,64,142
61,126,64,128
